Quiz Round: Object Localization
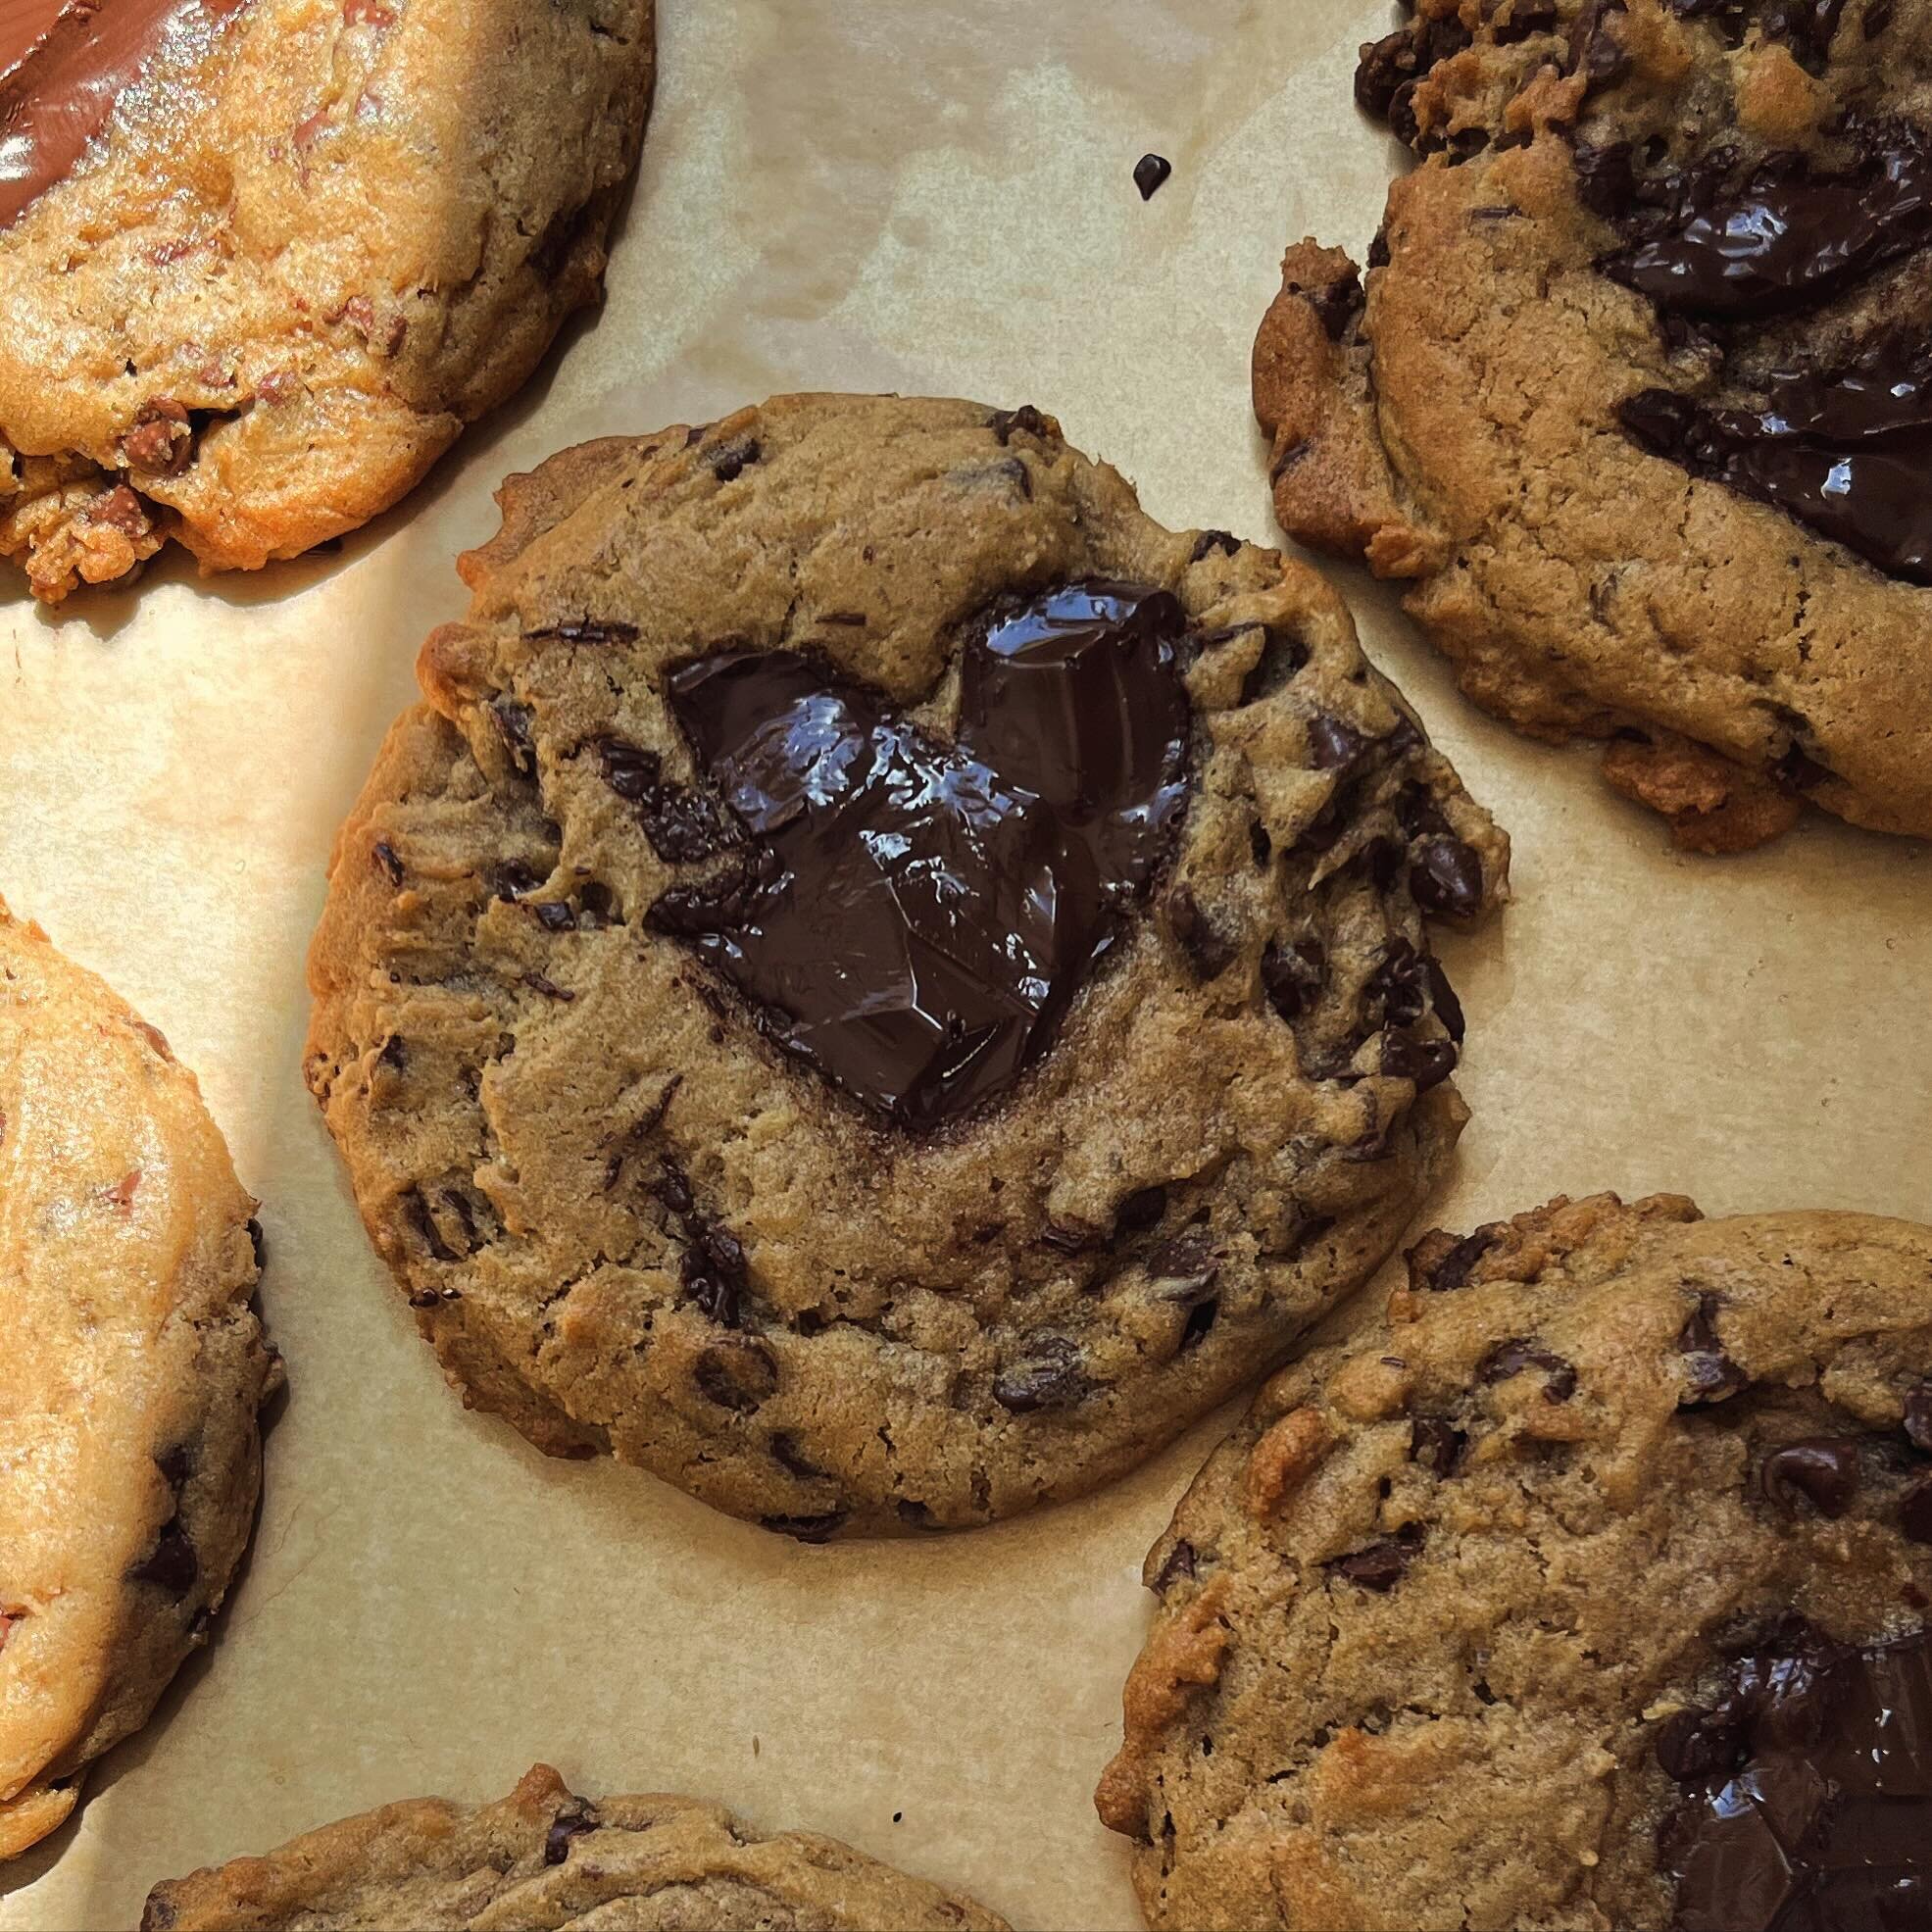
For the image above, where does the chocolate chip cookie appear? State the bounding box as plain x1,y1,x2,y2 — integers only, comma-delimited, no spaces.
142,1763,1010,1930
1257,0,1932,850
303,394,1509,1539
1097,1190,1932,1930
0,899,279,1860
0,0,653,603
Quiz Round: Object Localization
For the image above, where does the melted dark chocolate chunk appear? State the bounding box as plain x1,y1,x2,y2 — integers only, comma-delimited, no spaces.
1622,344,1932,583
651,582,1190,1129
1601,132,1932,321
0,0,253,231
1660,1623,1932,1932
1758,1436,1862,1518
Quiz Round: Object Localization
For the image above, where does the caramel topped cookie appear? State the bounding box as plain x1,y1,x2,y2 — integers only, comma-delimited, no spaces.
1097,1192,1932,1930
1258,0,1932,850
0,0,653,602
142,1763,1011,1930
304,394,1508,1537
0,899,278,1860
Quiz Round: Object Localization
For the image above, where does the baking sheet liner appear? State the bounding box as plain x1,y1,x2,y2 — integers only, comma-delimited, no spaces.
4,2,1931,1926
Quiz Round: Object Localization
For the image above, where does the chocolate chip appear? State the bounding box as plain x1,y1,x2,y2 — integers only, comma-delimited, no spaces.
769,1430,825,1479
708,437,760,482
533,901,575,932
1190,529,1240,562
1147,1230,1219,1300
372,841,404,886
1655,1704,1745,1783
1115,1186,1168,1234
525,619,640,647
1180,1299,1219,1350
1905,1475,1932,1544
1303,267,1365,343
544,1796,599,1865
378,1034,407,1071
1424,957,1465,1045
1905,1382,1932,1454
1677,1293,1748,1403
122,402,193,476
987,405,1053,446
1262,938,1326,1022
992,1337,1085,1412
1496,0,1559,39
1478,1338,1577,1402
493,861,544,902
1381,1033,1457,1091
1166,885,1236,980
1327,1523,1423,1591
1395,782,1445,841
129,1518,197,1596
1040,1218,1100,1255
1133,153,1172,200
694,1340,779,1413
596,737,738,865
1306,714,1367,770
1238,628,1310,706
761,1511,847,1543
1420,1227,1496,1292
402,1186,456,1263
1409,836,1484,916
1410,1416,1466,1475
1153,1539,1196,1595
1365,938,1429,1027
657,1159,749,1326
492,698,536,775
1759,1437,1862,1518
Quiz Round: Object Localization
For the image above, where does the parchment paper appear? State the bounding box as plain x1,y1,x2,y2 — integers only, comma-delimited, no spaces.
4,3,1930,1927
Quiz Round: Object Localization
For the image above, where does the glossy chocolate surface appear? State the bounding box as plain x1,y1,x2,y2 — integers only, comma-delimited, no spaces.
650,582,1191,1129
1602,135,1932,322
1660,1623,1932,1931
0,0,249,230
1622,345,1932,583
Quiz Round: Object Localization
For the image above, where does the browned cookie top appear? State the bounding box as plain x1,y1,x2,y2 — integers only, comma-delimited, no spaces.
1097,1191,1932,1931
304,393,1508,1539
1258,0,1932,851
0,899,278,1860
142,1763,1011,1930
0,0,653,602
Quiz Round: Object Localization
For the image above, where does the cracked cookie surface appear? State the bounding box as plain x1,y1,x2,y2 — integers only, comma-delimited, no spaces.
303,393,1509,1539
1257,0,1932,850
0,899,278,1861
141,1762,1010,1930
0,0,653,604
1097,1191,1932,1930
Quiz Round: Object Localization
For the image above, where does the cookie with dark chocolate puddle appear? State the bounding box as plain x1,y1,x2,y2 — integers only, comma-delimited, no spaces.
1257,0,1932,850
1100,1190,1932,1929
304,393,1508,1537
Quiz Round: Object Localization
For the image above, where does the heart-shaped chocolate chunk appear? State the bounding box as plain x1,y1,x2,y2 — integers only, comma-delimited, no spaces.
649,581,1191,1127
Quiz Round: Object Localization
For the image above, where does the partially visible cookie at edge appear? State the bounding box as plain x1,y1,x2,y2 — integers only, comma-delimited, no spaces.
141,1762,1011,1931
0,0,654,603
1257,0,1932,851
0,899,279,1859
1098,1190,1932,1930
304,392,1509,1539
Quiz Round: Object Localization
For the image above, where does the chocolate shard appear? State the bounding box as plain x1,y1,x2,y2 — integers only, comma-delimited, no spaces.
649,583,1190,1129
